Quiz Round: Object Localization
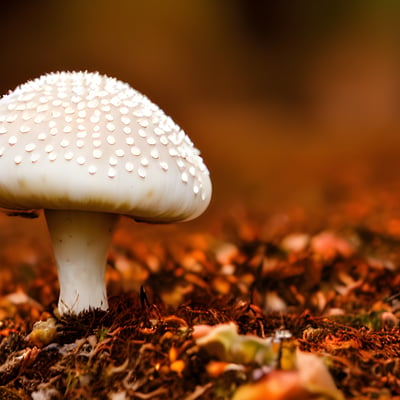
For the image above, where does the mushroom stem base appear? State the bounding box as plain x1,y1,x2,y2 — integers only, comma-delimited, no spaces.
45,210,118,315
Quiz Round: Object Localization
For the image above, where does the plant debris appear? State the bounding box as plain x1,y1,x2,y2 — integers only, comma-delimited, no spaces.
1,182,400,399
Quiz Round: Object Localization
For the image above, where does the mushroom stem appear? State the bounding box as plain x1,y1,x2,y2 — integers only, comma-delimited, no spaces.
45,210,118,315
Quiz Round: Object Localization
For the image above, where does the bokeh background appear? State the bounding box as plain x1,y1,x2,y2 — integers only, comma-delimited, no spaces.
0,1,399,241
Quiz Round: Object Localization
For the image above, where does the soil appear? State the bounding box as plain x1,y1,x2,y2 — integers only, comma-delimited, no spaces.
1,167,400,399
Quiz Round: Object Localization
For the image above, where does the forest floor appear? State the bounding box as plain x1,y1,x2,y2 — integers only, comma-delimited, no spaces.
1,155,400,399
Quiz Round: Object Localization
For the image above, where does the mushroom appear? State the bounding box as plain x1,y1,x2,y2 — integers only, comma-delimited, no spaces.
0,71,212,315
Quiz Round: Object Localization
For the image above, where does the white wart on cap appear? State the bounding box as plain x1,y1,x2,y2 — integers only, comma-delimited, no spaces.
0,71,212,314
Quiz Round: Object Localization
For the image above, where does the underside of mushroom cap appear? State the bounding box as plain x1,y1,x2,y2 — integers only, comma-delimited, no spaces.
0,71,212,222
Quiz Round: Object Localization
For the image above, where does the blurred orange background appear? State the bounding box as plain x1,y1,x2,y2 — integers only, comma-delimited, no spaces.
0,0,399,238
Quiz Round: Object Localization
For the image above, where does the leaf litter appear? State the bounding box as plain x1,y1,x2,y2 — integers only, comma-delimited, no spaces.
1,184,400,399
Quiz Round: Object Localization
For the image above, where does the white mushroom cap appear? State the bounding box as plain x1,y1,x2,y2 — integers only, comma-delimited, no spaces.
0,71,211,222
